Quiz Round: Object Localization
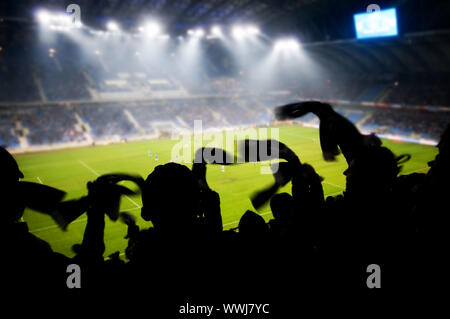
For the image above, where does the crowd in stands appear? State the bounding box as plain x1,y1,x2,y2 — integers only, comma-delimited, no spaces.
290,103,450,140
0,114,20,147
38,68,91,101
5,105,84,145
290,77,369,101
2,102,448,307
381,73,450,106
77,103,138,139
0,96,448,149
0,61,41,102
363,107,450,139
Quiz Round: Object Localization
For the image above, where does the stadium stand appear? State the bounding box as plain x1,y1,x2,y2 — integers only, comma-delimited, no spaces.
76,103,138,139
2,96,448,150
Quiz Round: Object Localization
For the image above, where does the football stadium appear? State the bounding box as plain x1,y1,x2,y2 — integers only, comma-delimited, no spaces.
1,0,449,309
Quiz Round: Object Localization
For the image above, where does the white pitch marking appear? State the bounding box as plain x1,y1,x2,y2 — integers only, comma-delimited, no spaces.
31,217,87,233
323,181,345,189
36,176,43,184
78,160,100,177
123,196,141,209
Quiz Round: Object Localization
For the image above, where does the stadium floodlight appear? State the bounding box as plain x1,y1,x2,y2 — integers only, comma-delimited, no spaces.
188,28,205,38
232,25,260,39
36,9,80,30
194,28,205,38
36,9,51,24
54,13,71,25
211,25,222,37
274,38,300,52
246,25,260,36
106,21,120,32
232,25,246,39
143,21,161,37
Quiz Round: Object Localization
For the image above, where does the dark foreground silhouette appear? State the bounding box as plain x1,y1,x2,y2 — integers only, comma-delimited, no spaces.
1,102,448,310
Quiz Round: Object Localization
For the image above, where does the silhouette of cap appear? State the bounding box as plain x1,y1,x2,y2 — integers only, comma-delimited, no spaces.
0,147,24,181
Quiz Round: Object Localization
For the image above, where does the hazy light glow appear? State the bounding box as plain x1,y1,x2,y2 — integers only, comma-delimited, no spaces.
36,10,51,24
48,48,56,57
246,26,260,35
36,9,78,30
195,28,205,38
106,21,120,32
232,26,246,39
187,28,205,38
274,38,300,52
143,22,161,37
232,25,260,39
33,10,322,99
211,25,222,37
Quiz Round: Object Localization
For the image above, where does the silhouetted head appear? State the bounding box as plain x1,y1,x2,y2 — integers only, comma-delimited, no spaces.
0,147,24,182
427,124,450,176
0,147,25,223
343,146,407,197
238,210,269,239
436,124,450,162
141,163,200,231
270,193,293,224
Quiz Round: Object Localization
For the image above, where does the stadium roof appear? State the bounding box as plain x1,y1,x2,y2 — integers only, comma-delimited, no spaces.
303,32,450,75
1,0,449,42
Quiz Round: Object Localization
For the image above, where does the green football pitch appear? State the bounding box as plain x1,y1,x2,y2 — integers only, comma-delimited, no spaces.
15,125,438,258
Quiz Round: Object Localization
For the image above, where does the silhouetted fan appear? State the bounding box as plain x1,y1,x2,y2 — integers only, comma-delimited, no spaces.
19,181,66,214
194,147,236,165
274,101,381,163
250,161,301,210
52,173,143,230
0,146,24,180
238,210,269,237
238,139,298,163
192,147,236,191
239,140,301,209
